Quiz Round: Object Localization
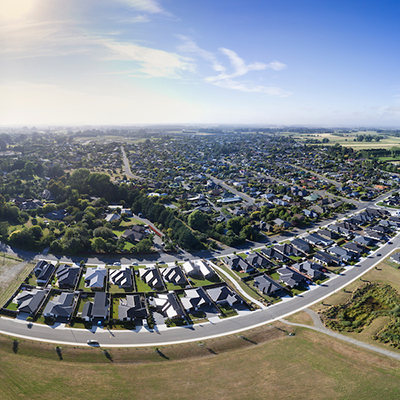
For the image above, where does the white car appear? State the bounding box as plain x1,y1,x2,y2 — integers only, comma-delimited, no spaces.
113,262,121,266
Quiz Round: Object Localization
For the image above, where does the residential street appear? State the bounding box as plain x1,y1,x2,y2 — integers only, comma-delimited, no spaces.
1,227,398,346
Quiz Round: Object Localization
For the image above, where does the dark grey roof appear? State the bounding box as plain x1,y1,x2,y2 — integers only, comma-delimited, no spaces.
118,295,148,320
17,289,47,315
291,238,311,253
160,266,187,286
92,292,108,319
206,285,243,306
253,274,284,295
56,264,80,289
109,268,133,289
37,263,55,283
139,267,164,290
43,292,74,318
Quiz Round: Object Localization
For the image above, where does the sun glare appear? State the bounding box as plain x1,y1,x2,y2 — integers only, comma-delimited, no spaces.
0,0,34,20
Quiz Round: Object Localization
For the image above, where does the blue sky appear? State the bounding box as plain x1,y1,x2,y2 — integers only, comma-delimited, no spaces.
1,0,400,126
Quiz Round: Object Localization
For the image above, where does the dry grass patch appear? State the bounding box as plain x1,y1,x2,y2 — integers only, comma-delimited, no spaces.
1,326,400,399
285,311,314,326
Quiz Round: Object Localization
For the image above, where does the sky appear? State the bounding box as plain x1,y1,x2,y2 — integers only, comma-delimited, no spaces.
1,0,400,127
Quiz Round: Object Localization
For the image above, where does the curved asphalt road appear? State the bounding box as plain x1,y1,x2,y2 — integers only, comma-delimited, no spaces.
1,229,399,347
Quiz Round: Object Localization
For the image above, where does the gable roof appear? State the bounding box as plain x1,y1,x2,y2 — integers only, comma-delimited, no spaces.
277,266,306,288
84,268,107,289
206,285,243,306
16,289,47,315
56,264,80,289
253,274,285,295
109,267,133,289
180,287,212,310
160,266,187,286
118,295,148,320
139,267,164,290
43,292,75,318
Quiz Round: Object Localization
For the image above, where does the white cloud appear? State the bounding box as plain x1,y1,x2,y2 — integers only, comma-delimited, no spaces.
177,36,289,96
206,48,286,82
117,0,163,14
103,41,193,78
176,35,225,73
212,79,291,97
0,20,192,78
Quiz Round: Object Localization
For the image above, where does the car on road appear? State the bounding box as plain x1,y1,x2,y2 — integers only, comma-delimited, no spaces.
87,340,99,346
388,241,393,244
113,262,121,266
377,253,382,257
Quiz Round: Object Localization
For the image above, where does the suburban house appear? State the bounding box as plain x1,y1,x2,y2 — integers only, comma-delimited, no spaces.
291,238,311,254
84,268,107,290
180,287,213,311
328,246,354,262
15,288,48,315
118,294,148,322
139,267,164,290
182,260,216,280
318,229,339,240
56,264,80,290
363,229,384,241
224,255,254,274
273,218,291,229
45,209,68,221
303,233,333,247
150,292,185,319
292,261,324,280
261,247,288,263
246,253,272,269
109,267,133,290
313,251,341,266
121,225,147,243
277,266,307,288
81,292,109,322
206,285,244,306
253,274,285,296
36,263,55,286
274,243,305,257
353,235,374,246
160,266,187,286
105,213,120,223
43,292,75,320
342,242,365,257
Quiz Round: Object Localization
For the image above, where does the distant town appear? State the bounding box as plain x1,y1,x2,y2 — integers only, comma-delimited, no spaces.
1,126,400,343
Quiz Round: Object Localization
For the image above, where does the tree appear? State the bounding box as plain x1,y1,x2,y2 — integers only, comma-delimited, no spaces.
93,226,115,239
29,225,43,240
92,237,107,253
188,210,207,231
0,221,8,237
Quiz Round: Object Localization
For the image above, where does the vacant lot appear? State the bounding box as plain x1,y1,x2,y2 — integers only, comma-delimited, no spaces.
0,324,400,400
313,250,400,351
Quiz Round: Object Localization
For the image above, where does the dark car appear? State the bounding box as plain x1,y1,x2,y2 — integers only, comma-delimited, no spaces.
377,253,382,257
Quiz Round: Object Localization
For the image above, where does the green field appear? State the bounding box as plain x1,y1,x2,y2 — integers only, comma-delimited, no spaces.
294,132,400,150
